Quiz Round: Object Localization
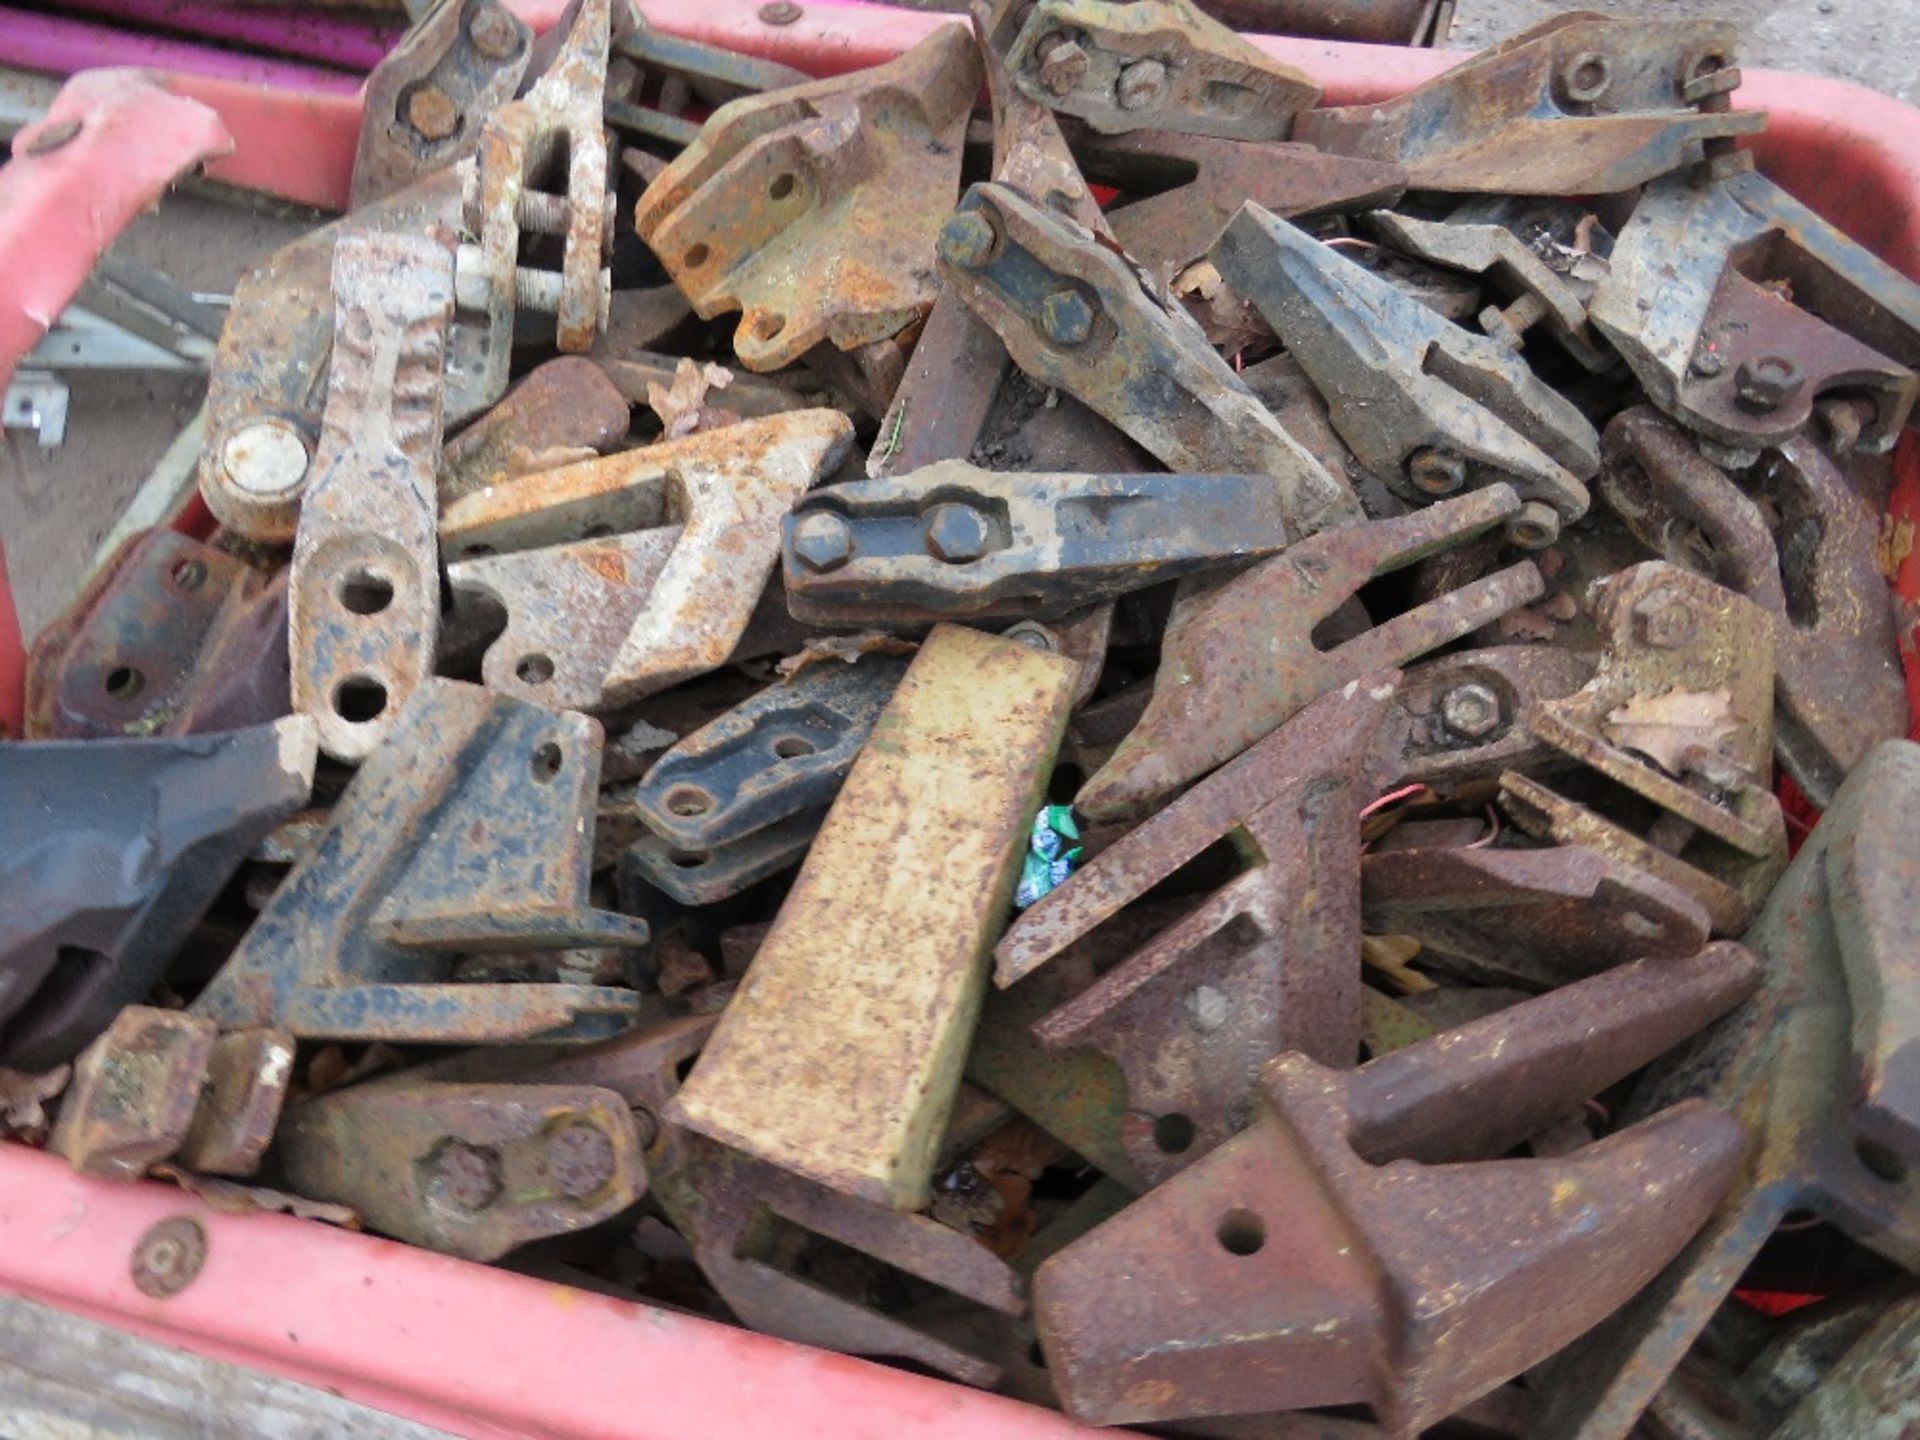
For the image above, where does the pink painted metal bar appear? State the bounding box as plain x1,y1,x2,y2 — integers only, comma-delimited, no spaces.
0,6,363,92
0,1144,1096,1440
49,0,401,73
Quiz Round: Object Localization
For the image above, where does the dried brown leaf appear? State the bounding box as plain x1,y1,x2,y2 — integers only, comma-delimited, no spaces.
775,632,919,678
646,358,734,439
302,1042,407,1097
1603,687,1740,776
0,1065,69,1144
1495,606,1562,642
152,1164,361,1228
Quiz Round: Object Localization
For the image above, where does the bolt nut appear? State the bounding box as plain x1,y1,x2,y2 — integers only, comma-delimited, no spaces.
1115,58,1169,112
548,1121,617,1199
1689,345,1726,379
1506,500,1562,550
220,419,311,499
1039,288,1095,346
1407,447,1467,497
1440,682,1503,741
428,1139,504,1212
1734,354,1806,414
758,0,803,22
1633,590,1697,650
466,3,522,59
1034,32,1090,96
923,502,992,563
1002,621,1059,654
938,210,997,270
405,84,460,143
790,511,854,572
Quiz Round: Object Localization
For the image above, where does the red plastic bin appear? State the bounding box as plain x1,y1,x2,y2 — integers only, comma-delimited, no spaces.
5,5,1920,1435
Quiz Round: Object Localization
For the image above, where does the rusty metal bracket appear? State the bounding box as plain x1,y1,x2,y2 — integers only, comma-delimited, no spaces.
443,410,853,711
23,528,288,740
783,464,1296,627
1212,201,1598,533
938,180,1360,539
1031,943,1759,1430
997,678,1401,1187
196,167,497,542
277,1076,645,1259
1533,741,1920,1440
1395,644,1593,790
439,355,631,505
652,1127,1026,1387
1600,406,1905,807
1294,13,1766,195
289,229,454,764
192,681,646,1045
1591,170,1920,459
351,0,531,208
462,0,613,382
868,0,1119,481
634,25,980,373
631,656,910,851
1078,484,1543,821
605,10,808,159
1005,0,1319,141
0,718,317,1071
1073,129,1407,272
1361,843,1712,991
668,626,1076,1211
1500,560,1788,935
620,806,823,906
1369,209,1613,373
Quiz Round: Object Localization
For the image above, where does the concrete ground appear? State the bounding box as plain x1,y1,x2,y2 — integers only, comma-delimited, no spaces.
3,2,1918,640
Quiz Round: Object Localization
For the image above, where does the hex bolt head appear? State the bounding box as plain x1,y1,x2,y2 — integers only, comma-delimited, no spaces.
938,210,997,270
428,1139,503,1212
924,502,992,563
1002,621,1060,654
548,1122,617,1199
790,511,854,572
1559,51,1613,104
1633,590,1698,650
1734,354,1806,414
1506,500,1562,551
405,84,460,142
220,419,311,499
1040,288,1095,346
1115,58,1169,111
1035,32,1090,96
758,0,803,21
466,3,522,59
1689,345,1727,379
1407,447,1467,497
1440,682,1503,741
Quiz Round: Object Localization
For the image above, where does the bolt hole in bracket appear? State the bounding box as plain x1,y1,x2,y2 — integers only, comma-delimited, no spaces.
289,229,454,764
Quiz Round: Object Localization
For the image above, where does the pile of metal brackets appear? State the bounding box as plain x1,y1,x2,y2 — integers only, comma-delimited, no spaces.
8,2,1919,1435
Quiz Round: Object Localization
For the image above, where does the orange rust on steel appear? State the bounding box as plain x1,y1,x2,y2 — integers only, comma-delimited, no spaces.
288,228,454,764
1293,13,1766,194
48,1006,217,1182
276,1077,646,1260
23,528,289,740
668,626,1076,1211
1360,842,1712,990
1078,483,1543,821
1600,406,1905,807
443,411,852,711
635,25,981,372
1001,677,1404,1188
351,0,530,207
1532,741,1920,1440
175,1028,296,1177
440,356,632,504
1031,944,1759,1432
